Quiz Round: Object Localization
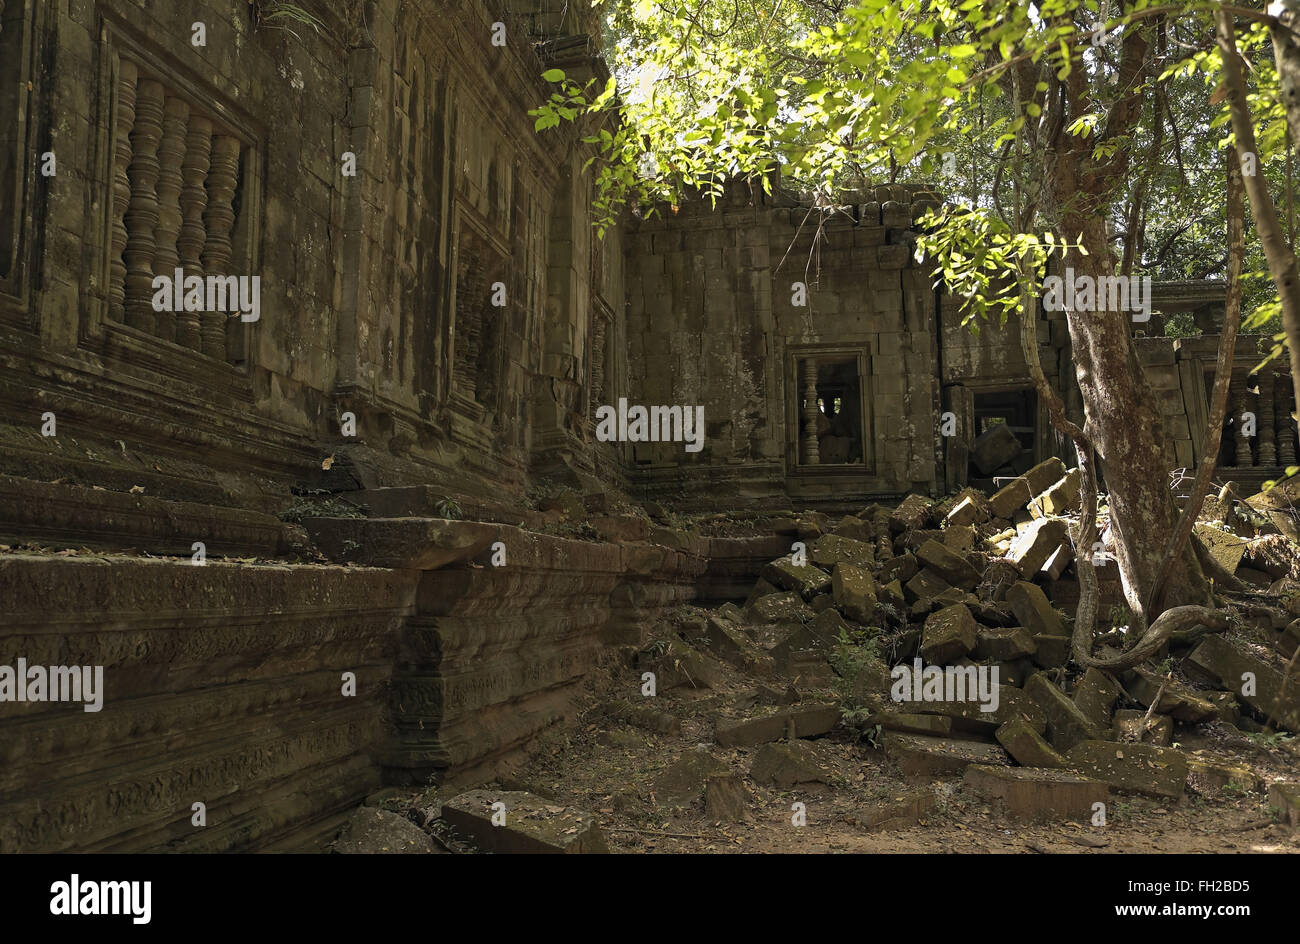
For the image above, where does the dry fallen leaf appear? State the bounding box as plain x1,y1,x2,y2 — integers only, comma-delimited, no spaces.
129,485,145,494
322,455,335,470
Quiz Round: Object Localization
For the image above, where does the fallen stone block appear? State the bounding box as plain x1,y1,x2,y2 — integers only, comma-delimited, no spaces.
1008,518,1069,577
744,577,781,608
972,422,1022,475
974,626,1038,661
1028,469,1081,519
943,524,977,553
899,528,947,553
333,807,435,854
904,567,955,604
1026,673,1105,752
920,603,978,664
606,699,682,735
1187,635,1300,731
878,553,918,585
832,562,878,623
890,494,935,533
1005,580,1066,637
1042,544,1073,580
1203,691,1240,724
770,624,835,672
946,496,983,528
1125,667,1217,722
811,533,876,570
996,717,1069,768
832,514,874,542
1185,754,1258,797
1268,781,1300,827
1073,667,1122,729
716,602,745,622
989,478,1033,519
884,733,1011,778
747,591,814,624
1031,635,1070,669
963,764,1108,822
705,616,776,676
1064,740,1188,799
714,703,841,748
654,752,723,805
852,788,937,830
783,651,836,686
761,558,832,599
1112,709,1173,746
1245,477,1300,542
1195,524,1249,575
867,710,954,737
915,539,982,589
891,674,1048,735
750,741,828,787
705,774,751,822
880,578,906,613
1024,457,1070,494
648,643,725,690
440,791,608,853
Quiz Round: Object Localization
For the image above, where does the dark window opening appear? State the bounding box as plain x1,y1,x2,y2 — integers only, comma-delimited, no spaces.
972,388,1036,473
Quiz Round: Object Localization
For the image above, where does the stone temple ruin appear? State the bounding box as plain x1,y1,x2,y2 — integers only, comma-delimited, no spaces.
1,0,1298,853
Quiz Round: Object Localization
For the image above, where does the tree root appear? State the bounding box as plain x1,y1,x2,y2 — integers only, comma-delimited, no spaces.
1070,605,1229,673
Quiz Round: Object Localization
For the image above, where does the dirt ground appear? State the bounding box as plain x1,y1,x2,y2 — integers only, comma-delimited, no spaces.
404,610,1300,854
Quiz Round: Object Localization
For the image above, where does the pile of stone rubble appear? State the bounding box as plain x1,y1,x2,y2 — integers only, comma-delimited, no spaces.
681,455,1300,823
333,460,1300,851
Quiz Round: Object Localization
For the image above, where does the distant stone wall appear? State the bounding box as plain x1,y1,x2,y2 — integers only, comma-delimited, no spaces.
624,183,945,508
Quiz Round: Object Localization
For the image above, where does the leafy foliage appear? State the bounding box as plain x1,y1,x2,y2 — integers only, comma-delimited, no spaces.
532,0,1296,338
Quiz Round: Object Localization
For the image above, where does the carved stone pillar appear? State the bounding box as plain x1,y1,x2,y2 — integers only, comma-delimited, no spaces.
176,114,212,351
1280,377,1298,466
1235,386,1254,467
200,135,240,359
109,59,138,324
151,96,190,343
124,78,164,333
1259,371,1277,466
801,357,820,466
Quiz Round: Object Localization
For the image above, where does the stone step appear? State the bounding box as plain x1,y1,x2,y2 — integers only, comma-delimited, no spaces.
440,790,607,853
884,732,1011,778
0,473,286,557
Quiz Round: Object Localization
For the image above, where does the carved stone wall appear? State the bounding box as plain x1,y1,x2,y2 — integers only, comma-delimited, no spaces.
107,52,254,362
624,182,942,508
0,554,417,853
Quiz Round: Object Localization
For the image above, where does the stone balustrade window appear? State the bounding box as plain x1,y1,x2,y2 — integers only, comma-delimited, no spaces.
107,53,254,364
0,0,33,299
1217,371,1298,469
452,223,507,415
792,351,869,467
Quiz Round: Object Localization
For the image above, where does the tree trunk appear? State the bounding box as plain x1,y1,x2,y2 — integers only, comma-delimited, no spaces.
1044,19,1209,619
1055,221,1209,618
1221,8,1300,436
1145,147,1245,615
1271,2,1300,153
